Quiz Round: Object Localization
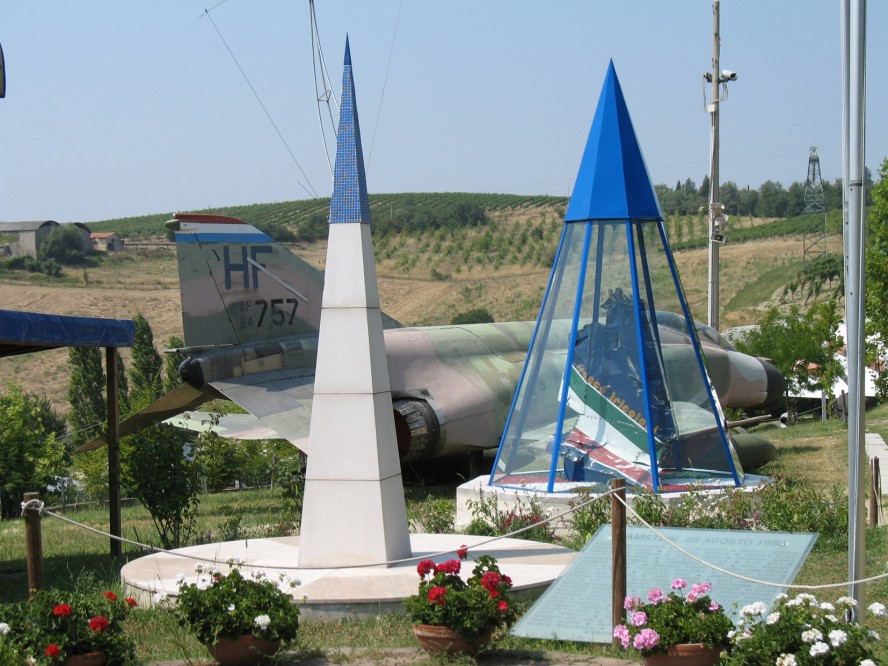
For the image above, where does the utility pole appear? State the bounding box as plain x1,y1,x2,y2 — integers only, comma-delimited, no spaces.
705,1,736,331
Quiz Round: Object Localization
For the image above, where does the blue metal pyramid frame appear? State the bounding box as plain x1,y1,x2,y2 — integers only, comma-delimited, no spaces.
490,62,740,493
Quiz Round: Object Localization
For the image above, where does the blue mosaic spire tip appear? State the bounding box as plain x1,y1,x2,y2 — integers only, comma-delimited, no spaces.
565,61,662,222
329,37,371,224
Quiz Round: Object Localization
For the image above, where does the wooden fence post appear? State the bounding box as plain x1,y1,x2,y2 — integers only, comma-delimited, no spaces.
23,491,44,598
611,479,627,647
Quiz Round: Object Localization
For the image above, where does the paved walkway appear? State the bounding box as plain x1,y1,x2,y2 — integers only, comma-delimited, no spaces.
151,649,641,665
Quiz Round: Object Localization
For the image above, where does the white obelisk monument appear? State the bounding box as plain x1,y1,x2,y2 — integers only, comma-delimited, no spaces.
297,38,411,567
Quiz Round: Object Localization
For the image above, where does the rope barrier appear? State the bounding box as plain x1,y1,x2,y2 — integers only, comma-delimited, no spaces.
24,489,618,571
21,487,888,591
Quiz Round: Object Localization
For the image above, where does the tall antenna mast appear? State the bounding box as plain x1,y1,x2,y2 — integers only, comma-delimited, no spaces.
802,146,828,263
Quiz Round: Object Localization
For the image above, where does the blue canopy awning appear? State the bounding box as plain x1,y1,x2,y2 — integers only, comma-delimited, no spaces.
0,309,135,357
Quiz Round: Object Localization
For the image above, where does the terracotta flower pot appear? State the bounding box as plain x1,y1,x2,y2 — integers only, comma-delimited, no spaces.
63,653,108,666
412,624,493,655
206,634,282,666
643,643,722,666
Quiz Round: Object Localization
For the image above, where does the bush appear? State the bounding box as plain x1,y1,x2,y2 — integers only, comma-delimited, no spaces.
451,308,494,325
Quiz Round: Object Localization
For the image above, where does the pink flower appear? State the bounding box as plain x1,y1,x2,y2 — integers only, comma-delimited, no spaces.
687,592,699,603
691,582,712,596
647,588,665,604
613,624,630,649
631,611,647,627
671,579,687,590
633,628,660,650
710,601,720,612
624,595,640,610
427,586,447,605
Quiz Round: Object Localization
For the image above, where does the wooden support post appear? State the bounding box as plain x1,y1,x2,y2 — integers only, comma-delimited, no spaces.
23,491,44,598
611,479,627,647
106,347,122,560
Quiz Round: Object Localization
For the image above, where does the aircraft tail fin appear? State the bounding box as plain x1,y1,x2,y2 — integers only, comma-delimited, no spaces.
169,213,325,348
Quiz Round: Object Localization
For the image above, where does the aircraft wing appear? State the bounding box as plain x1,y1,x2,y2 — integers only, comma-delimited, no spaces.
207,367,314,453
74,383,221,453
164,411,282,440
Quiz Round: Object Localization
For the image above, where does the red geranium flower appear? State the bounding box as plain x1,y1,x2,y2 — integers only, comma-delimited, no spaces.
457,545,468,560
125,597,137,608
481,571,503,592
498,600,509,611
103,591,117,602
417,559,436,577
435,559,461,575
52,603,72,617
89,615,110,632
427,585,447,606
45,643,60,659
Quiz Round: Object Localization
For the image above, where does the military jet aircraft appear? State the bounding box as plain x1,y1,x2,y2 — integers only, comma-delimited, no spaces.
77,212,784,468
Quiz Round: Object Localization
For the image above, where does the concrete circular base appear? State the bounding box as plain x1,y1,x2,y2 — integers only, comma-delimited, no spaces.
121,533,576,621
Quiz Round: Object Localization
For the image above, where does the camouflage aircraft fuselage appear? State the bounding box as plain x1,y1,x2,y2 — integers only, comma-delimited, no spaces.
168,214,783,462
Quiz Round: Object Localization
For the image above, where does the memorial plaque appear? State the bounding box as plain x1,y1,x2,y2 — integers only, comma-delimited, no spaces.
512,525,817,643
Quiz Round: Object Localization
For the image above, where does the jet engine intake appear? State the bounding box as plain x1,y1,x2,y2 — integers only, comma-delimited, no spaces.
392,399,443,462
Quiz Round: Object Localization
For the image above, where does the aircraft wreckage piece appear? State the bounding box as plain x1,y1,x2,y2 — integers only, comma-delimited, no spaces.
490,62,756,494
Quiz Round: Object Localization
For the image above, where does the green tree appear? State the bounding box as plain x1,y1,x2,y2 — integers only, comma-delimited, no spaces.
0,383,67,518
130,314,163,401
66,347,106,452
865,158,888,396
120,416,199,548
735,302,842,408
164,335,187,392
38,224,87,265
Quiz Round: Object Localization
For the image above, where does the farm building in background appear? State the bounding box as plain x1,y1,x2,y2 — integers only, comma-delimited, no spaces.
0,221,92,257
90,232,125,252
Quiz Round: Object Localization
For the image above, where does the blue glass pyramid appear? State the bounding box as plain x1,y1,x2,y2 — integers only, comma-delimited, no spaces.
329,37,372,225
489,64,742,493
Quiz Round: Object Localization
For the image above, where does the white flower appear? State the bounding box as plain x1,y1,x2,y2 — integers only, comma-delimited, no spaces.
801,628,823,644
741,602,768,616
867,602,886,617
828,629,847,647
27,658,38,666
825,614,838,623
0,622,9,635
868,629,881,641
175,572,186,586
153,591,168,603
775,593,789,601
196,575,212,591
228,604,236,612
836,596,857,607
809,641,829,657
820,602,835,612
254,614,271,631
194,563,205,573
766,612,781,625
250,569,267,582
860,660,877,666
795,593,817,605
288,575,301,588
775,655,797,666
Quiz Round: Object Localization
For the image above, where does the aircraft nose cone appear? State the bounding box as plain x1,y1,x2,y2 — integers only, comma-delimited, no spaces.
760,358,787,408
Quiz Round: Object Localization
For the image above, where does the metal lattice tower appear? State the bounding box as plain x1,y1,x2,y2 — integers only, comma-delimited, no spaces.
802,146,828,263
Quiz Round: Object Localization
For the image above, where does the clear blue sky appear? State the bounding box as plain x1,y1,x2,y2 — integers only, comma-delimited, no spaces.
1,1,885,223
